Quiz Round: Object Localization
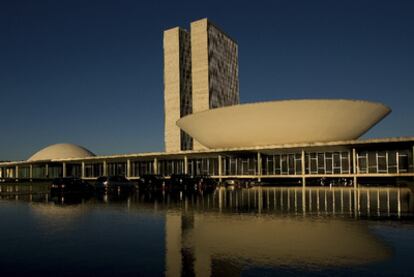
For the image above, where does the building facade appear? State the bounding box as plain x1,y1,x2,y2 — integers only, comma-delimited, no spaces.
164,18,240,152
1,138,414,188
164,27,193,152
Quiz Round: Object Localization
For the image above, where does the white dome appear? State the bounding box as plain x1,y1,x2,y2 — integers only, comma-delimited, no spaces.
28,143,95,161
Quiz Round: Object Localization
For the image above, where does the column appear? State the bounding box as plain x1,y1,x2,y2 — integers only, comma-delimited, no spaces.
62,162,67,178
29,164,33,181
184,156,188,175
45,164,49,179
103,160,107,176
15,165,19,180
257,152,262,182
81,161,85,179
412,145,414,173
218,155,222,181
153,158,158,175
301,149,306,187
396,151,400,174
127,159,131,178
352,148,357,188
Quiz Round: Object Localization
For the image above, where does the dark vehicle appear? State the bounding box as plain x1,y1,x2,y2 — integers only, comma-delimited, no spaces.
95,176,136,192
194,175,217,191
50,177,94,195
138,175,165,191
169,174,195,191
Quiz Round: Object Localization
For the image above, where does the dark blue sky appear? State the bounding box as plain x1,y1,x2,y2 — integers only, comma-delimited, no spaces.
1,0,413,160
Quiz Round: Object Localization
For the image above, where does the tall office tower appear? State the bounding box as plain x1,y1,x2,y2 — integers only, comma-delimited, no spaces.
164,18,239,152
164,27,193,152
191,18,239,150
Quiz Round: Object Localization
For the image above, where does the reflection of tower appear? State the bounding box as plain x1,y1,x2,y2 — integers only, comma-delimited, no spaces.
181,213,195,277
164,18,239,152
165,212,197,277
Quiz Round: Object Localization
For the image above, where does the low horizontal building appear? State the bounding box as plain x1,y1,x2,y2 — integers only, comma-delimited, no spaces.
1,137,413,186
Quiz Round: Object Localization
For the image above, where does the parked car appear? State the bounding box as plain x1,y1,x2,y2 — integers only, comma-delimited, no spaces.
194,175,217,191
95,176,136,192
138,174,165,190
50,177,94,195
169,174,195,190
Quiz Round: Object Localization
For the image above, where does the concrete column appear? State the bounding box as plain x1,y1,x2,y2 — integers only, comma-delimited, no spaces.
45,164,49,179
257,152,262,182
218,155,222,181
15,165,19,180
352,148,357,188
103,160,107,176
127,159,131,178
62,162,67,178
184,156,188,175
81,162,85,179
153,158,158,175
396,151,400,174
412,145,414,173
301,149,306,187
29,164,33,181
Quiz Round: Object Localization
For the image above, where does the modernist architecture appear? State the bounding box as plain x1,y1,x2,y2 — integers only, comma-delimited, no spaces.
0,19,413,186
177,99,391,149
164,18,239,152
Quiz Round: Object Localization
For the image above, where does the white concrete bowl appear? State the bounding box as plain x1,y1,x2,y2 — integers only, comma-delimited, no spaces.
176,99,391,149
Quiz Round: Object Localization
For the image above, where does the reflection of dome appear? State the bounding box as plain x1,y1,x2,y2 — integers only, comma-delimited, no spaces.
28,143,95,161
177,99,391,149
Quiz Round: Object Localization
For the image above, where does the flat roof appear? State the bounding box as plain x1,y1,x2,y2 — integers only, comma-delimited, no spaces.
1,137,414,166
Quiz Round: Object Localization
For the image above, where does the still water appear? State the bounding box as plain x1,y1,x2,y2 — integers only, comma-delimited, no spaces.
1,186,414,276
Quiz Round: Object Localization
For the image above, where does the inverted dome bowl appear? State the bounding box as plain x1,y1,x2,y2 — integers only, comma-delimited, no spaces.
177,99,391,149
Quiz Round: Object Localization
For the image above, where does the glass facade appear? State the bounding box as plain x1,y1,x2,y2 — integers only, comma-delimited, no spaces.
67,164,81,178
222,155,257,176
107,162,126,177
188,158,219,176
84,163,103,178
0,143,413,181
357,150,412,174
158,159,185,176
18,166,30,179
131,160,154,177
179,29,193,151
48,164,62,178
207,23,239,109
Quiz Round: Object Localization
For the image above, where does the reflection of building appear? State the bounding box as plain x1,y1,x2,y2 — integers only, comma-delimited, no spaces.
164,18,239,152
15,187,410,276
162,187,414,276
0,19,413,186
165,208,391,276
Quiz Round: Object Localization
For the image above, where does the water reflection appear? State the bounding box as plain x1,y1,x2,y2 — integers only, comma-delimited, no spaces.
0,186,413,276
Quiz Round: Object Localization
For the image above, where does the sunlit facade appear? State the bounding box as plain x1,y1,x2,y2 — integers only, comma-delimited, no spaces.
164,18,239,152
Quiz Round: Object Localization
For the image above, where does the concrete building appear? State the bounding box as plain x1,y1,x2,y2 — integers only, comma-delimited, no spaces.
0,19,413,187
1,137,414,187
164,18,239,152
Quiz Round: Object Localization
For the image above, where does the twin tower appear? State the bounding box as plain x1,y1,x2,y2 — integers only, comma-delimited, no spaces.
164,18,240,152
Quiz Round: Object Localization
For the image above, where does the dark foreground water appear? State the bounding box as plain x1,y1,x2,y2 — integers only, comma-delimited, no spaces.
1,186,414,276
